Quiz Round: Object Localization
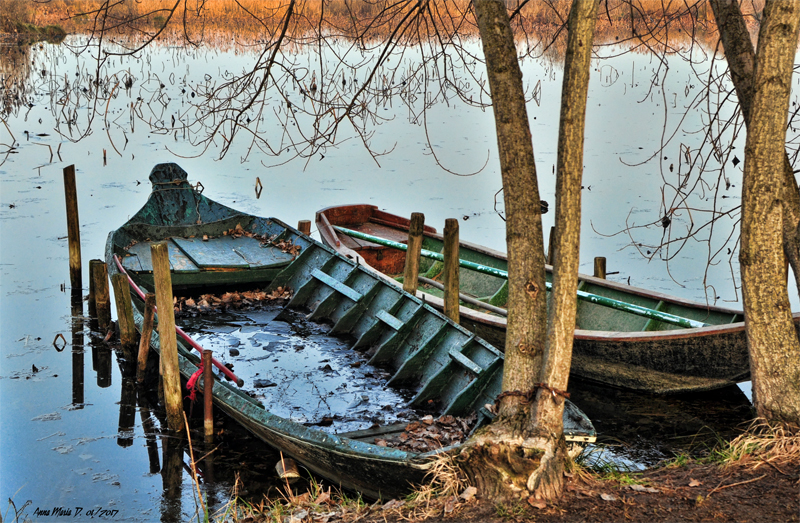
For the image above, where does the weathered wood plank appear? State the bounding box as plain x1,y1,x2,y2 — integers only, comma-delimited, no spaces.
167,240,201,272
125,239,200,273
221,236,294,269
173,236,249,268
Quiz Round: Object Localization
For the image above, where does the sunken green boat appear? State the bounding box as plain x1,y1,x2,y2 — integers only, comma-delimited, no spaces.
106,163,596,499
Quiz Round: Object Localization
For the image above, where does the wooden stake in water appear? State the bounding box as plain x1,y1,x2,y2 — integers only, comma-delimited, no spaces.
87,259,102,319
137,293,156,384
63,165,82,293
594,257,607,279
203,350,214,444
443,218,460,324
92,262,112,332
547,225,556,265
151,241,184,434
297,220,311,236
111,273,136,358
403,213,425,296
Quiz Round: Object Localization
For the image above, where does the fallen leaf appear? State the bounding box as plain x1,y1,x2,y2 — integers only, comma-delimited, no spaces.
381,499,405,511
313,490,331,505
600,493,617,501
629,484,659,493
444,496,457,514
689,478,702,487
459,486,477,502
527,497,547,509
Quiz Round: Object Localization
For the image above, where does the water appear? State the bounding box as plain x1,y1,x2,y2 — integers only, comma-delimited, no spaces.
0,32,787,520
179,304,416,434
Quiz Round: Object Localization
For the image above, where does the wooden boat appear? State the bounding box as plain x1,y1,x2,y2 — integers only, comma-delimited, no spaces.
315,204,768,394
105,164,596,500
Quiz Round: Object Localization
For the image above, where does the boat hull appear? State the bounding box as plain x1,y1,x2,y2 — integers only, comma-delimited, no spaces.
106,164,596,499
315,204,773,394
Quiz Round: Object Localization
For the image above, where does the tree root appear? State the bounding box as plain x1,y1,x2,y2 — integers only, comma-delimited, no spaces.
457,421,569,503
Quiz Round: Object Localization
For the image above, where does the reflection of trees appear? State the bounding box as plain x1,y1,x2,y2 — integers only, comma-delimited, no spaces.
23,1,732,170
0,43,32,116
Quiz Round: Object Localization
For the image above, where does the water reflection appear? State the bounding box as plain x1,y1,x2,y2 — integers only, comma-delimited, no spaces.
160,434,184,523
139,393,162,474
569,379,754,468
70,291,85,407
116,376,137,448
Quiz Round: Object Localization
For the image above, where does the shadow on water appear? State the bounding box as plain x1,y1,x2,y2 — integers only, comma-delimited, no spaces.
568,378,754,469
103,324,302,521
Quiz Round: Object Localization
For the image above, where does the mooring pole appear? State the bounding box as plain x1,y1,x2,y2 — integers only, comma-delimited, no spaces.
92,262,112,333
297,220,311,236
443,218,460,324
594,257,607,279
403,213,425,295
137,294,156,384
111,273,137,360
547,225,556,265
63,165,82,293
151,241,184,434
203,350,214,444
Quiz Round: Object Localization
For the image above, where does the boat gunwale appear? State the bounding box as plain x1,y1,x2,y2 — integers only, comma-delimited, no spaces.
316,204,750,333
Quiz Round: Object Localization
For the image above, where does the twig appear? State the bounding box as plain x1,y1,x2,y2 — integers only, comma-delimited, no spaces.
705,473,767,500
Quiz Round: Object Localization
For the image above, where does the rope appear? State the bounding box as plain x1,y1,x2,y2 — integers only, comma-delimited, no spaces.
185,358,204,402
494,382,571,409
148,180,205,223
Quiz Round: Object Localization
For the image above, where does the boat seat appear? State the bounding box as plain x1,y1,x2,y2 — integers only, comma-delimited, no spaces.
122,239,200,273
121,235,294,272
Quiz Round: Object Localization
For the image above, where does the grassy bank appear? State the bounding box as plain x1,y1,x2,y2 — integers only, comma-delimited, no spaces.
203,420,797,523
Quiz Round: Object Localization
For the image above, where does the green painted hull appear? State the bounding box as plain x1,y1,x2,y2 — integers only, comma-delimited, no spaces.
315,204,780,394
106,164,596,499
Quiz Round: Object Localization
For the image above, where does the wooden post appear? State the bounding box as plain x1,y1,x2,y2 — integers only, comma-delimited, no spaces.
297,220,311,236
137,294,156,384
92,262,112,332
63,165,82,293
403,213,425,295
203,350,214,444
87,259,102,319
594,257,607,279
111,273,137,356
443,218,460,324
151,241,184,434
547,225,556,265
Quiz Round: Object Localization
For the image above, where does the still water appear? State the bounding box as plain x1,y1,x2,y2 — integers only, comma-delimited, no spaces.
0,33,787,521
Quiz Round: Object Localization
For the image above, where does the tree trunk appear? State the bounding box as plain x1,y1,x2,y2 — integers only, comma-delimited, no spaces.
528,0,598,500
710,0,800,299
461,0,598,503
738,0,800,428
463,0,550,502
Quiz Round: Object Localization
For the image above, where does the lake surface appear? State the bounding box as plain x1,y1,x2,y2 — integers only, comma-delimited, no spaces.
0,32,788,521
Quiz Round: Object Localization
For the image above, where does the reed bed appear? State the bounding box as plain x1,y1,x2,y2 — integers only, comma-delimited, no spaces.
22,0,756,49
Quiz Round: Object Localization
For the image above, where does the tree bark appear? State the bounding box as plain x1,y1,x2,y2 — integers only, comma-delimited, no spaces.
738,0,800,428
473,0,547,414
528,0,598,500
463,0,550,502
710,0,800,299
461,0,598,502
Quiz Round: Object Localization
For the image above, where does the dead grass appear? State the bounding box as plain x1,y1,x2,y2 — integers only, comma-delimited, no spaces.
714,418,800,467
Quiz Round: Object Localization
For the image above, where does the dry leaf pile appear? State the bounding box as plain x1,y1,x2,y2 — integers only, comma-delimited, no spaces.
222,223,302,256
377,412,478,452
173,287,292,316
